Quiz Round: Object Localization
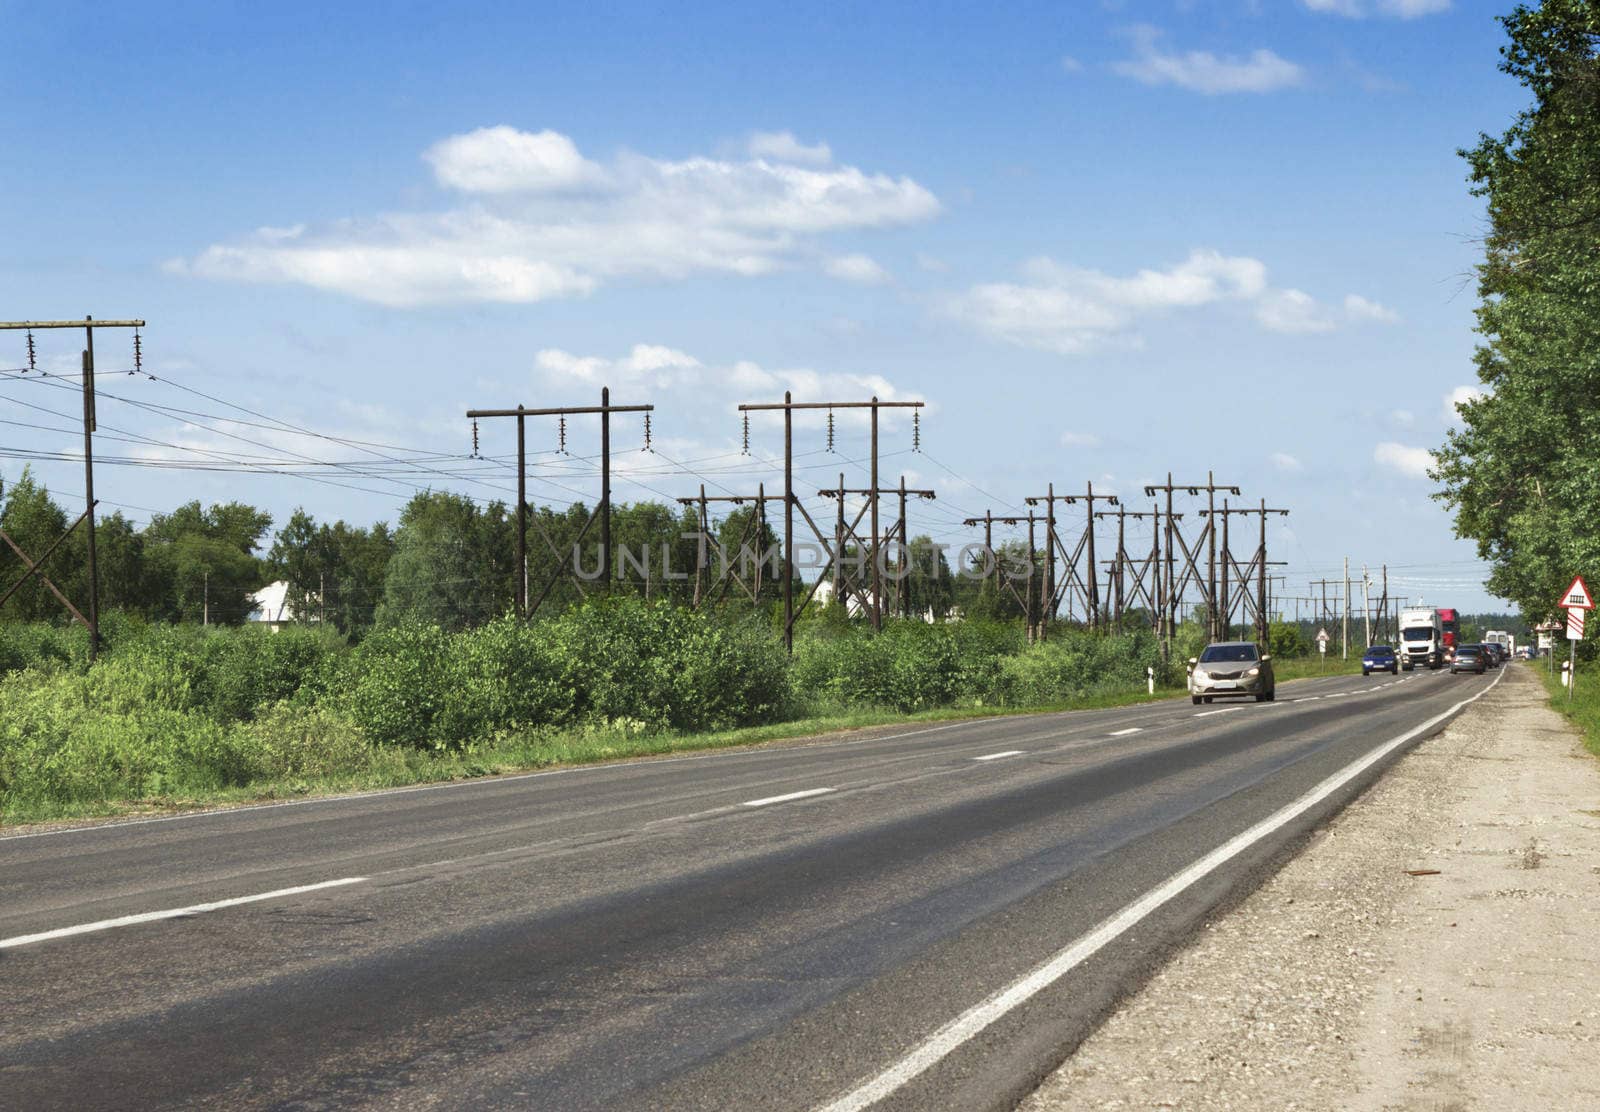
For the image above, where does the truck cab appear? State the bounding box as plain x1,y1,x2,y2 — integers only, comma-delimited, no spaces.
1399,607,1445,670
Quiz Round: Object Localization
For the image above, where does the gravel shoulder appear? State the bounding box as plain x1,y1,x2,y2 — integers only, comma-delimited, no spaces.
1021,665,1600,1111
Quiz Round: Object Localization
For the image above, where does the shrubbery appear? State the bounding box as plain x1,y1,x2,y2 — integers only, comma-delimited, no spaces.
0,600,1188,821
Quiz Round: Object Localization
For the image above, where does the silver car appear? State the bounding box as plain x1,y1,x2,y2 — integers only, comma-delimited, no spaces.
1188,641,1275,704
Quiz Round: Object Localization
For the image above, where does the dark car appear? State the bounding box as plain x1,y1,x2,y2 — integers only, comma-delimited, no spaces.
1480,643,1502,668
1451,645,1486,674
1362,645,1400,675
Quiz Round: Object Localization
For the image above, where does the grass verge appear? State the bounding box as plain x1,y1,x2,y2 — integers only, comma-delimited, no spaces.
3,682,1204,830
1537,660,1600,757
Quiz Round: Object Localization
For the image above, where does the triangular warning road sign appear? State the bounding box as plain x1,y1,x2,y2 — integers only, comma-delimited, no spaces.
1561,575,1594,611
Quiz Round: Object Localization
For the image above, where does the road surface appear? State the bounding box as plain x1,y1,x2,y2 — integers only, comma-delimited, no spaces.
0,666,1500,1110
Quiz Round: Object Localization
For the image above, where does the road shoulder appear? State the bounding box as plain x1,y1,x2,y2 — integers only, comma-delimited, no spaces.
1021,665,1600,1111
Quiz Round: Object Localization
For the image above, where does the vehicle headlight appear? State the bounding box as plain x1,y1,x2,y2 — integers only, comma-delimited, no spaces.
1245,666,1259,677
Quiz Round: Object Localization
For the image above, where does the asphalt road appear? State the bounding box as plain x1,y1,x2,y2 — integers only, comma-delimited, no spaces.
0,664,1503,1111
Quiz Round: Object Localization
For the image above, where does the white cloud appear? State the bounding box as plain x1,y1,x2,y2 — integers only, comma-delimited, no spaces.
916,253,950,273
1271,451,1303,472
536,344,701,389
424,126,604,193
1343,293,1401,323
1061,431,1102,448
1443,385,1485,424
948,248,1365,354
1061,55,1083,73
1256,288,1335,333
1112,26,1304,95
1302,0,1450,18
1389,408,1415,427
823,253,890,285
175,127,939,306
748,130,833,166
1374,441,1434,478
533,343,910,430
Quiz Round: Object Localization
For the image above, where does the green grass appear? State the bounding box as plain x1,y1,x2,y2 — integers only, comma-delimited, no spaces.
4,657,1366,830
1273,655,1365,683
2,681,1209,829
1537,659,1600,757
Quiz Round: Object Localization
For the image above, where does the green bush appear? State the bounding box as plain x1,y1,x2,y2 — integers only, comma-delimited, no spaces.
792,620,1023,713
345,622,455,748
200,625,346,722
0,667,257,817
438,616,575,743
544,597,792,731
235,702,376,780
992,629,1161,706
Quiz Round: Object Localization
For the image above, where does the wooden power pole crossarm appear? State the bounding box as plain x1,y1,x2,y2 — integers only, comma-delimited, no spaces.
739,395,924,642
466,389,654,615
0,317,147,661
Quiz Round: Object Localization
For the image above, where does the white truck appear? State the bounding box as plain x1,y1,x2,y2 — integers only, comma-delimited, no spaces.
1399,607,1445,670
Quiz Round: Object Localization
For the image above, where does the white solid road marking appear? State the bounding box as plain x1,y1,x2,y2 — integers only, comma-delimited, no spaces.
742,788,835,808
972,750,1025,761
0,877,368,951
1108,728,1142,737
814,668,1507,1112
1194,707,1241,717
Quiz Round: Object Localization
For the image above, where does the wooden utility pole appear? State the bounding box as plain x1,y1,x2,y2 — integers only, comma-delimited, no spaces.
964,511,1046,638
738,395,924,644
0,317,145,661
1141,473,1241,655
466,388,653,616
818,478,935,620
1199,499,1289,645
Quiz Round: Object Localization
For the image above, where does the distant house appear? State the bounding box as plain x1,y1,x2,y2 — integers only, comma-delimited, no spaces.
246,581,297,631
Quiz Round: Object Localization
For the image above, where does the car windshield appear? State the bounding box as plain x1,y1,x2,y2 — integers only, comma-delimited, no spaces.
1402,628,1434,641
1199,644,1258,663
1367,646,1394,656
1457,646,1480,656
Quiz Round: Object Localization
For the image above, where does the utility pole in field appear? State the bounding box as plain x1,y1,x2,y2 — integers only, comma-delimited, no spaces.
736,394,924,645
1343,556,1352,660
964,511,1046,639
1362,564,1373,649
466,388,654,617
818,478,935,620
1141,473,1241,657
0,317,146,661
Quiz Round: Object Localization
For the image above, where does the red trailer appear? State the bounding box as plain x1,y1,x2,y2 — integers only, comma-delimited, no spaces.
1438,607,1459,662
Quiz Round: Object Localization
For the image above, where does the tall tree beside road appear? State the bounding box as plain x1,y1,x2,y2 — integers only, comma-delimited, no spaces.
1434,0,1600,621
0,469,70,622
144,500,274,624
375,491,514,631
268,509,395,633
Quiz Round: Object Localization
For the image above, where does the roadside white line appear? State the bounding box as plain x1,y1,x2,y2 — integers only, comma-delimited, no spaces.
0,877,368,951
972,750,1025,762
742,788,835,808
1108,728,1142,737
1324,692,1348,698
815,666,1507,1112
1193,707,1241,717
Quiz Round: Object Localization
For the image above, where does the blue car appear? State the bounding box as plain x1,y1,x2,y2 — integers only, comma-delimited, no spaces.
1362,645,1400,675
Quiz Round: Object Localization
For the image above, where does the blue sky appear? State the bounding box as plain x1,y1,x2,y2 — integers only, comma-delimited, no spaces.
1,0,1525,614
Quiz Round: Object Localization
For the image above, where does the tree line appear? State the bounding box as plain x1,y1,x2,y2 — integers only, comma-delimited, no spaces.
1434,0,1600,627
3,467,1050,634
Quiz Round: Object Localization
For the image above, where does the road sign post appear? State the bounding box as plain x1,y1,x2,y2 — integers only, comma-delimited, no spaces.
1560,578,1591,703
1315,627,1330,670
